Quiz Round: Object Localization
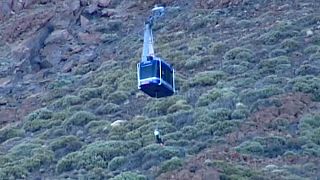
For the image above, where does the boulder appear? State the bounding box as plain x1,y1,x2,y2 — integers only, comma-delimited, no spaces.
98,0,111,8
111,120,127,127
45,29,71,44
80,15,90,29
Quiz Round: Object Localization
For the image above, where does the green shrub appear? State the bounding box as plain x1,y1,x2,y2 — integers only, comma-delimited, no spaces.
300,113,320,130
137,144,185,168
108,156,128,171
209,120,240,136
144,96,181,115
258,30,293,45
295,64,320,76
236,141,264,155
23,119,49,132
302,143,320,157
61,95,82,107
107,90,129,104
109,125,129,140
74,63,99,75
85,98,104,110
207,160,261,179
110,171,147,180
64,111,97,127
56,141,139,172
95,103,120,115
240,86,284,105
223,64,249,75
259,56,290,71
195,108,232,124
267,118,289,131
159,157,183,174
101,33,119,43
21,148,54,171
189,71,226,87
255,136,287,158
208,42,227,55
117,72,137,93
85,120,110,134
79,88,101,100
101,85,117,99
196,89,222,107
49,135,83,155
0,127,25,143
304,45,320,54
0,165,28,180
311,128,320,145
224,47,253,62
181,126,199,139
231,109,249,119
289,75,320,101
167,100,192,113
26,108,53,121
269,49,287,58
280,38,300,52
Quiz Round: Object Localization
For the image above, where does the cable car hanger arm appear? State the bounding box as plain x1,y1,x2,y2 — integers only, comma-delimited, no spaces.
141,6,165,63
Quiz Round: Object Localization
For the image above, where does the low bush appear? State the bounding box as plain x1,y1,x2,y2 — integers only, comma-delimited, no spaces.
49,135,83,157
108,156,128,171
189,71,226,87
85,98,104,110
304,45,320,54
135,144,185,170
231,109,249,120
295,64,320,76
0,127,25,143
255,136,287,158
110,171,147,180
63,111,97,127
167,100,192,114
159,157,183,174
0,165,28,180
95,103,120,115
61,95,82,107
236,140,264,155
23,119,50,132
144,96,181,115
224,47,253,62
258,56,291,75
288,75,320,101
208,41,228,55
195,108,232,124
280,38,300,52
207,160,262,179
239,86,284,105
107,90,129,104
269,49,287,58
56,141,139,172
79,88,101,101
196,89,222,107
26,108,53,121
85,120,110,135
209,120,240,136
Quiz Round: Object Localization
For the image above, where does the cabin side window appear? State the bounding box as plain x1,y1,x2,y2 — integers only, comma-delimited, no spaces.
140,61,160,79
161,62,173,87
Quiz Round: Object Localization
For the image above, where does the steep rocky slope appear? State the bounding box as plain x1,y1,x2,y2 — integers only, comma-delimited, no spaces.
1,0,320,179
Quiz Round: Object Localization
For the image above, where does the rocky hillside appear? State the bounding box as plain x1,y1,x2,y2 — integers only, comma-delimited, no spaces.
1,0,320,179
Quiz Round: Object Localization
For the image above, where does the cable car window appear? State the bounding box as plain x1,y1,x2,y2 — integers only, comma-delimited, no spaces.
140,61,159,79
161,62,173,87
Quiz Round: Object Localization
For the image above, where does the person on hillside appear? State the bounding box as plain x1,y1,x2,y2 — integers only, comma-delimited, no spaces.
154,129,164,146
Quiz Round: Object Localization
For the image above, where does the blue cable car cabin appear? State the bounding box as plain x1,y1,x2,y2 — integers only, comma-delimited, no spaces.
137,56,175,98
137,6,175,98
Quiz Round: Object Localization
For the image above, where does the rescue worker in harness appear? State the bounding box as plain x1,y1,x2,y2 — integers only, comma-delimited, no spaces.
154,129,164,146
